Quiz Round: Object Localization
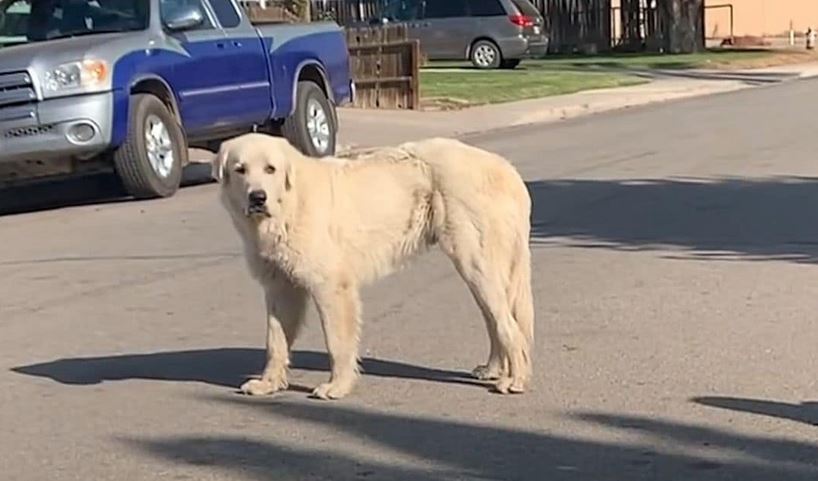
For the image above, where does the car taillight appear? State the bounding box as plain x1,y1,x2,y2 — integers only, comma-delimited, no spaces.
509,14,535,27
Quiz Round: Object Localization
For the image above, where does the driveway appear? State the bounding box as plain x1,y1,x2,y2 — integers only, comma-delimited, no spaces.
1,78,817,480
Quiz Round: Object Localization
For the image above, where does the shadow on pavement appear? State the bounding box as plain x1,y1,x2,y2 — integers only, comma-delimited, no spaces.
123,400,818,480
10,348,481,390
0,162,214,216
526,176,818,264
693,396,818,427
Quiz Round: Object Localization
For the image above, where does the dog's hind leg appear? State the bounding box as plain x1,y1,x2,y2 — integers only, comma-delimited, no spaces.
468,286,507,381
466,273,529,394
241,279,308,396
310,278,362,400
441,229,529,394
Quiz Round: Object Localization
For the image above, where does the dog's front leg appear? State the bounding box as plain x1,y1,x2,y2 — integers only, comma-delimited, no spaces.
241,279,308,396
311,279,362,400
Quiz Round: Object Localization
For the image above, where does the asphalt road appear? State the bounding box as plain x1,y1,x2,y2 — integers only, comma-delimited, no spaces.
2,78,818,481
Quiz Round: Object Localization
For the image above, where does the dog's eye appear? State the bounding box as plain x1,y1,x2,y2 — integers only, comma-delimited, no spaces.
265,165,276,174
234,164,246,175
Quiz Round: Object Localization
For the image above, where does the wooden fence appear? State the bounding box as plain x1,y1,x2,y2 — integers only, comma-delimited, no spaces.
345,24,421,110
238,3,420,110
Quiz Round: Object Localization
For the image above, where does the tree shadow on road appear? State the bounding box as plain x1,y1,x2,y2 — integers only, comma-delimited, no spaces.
525,176,818,264
692,396,818,427
10,347,482,390
124,399,818,480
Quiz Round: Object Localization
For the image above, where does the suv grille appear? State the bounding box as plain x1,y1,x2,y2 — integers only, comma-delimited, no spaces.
0,71,37,108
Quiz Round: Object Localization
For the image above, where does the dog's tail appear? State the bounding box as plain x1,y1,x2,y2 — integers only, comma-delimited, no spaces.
508,228,535,353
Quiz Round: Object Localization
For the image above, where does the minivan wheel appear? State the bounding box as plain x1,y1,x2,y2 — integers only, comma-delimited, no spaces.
500,59,521,69
471,40,502,69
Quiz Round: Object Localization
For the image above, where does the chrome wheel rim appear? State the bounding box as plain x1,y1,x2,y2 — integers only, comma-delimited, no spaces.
145,114,174,178
474,44,497,67
305,98,331,153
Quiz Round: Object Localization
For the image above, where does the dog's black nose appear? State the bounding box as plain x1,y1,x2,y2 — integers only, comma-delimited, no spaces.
248,190,267,205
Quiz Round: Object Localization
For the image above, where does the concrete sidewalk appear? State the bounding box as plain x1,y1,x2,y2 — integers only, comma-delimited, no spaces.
338,60,818,149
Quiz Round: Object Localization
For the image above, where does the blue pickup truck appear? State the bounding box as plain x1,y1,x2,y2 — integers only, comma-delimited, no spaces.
0,0,354,198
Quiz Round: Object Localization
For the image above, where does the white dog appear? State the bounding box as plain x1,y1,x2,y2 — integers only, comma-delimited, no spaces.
212,133,534,400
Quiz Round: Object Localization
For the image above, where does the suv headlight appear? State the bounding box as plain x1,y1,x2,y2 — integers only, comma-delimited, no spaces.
42,59,109,95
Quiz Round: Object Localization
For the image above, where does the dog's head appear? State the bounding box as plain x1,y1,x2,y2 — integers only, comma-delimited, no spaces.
212,133,298,219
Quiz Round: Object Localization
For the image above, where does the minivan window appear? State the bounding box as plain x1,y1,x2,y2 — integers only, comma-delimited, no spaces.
424,0,467,19
469,0,506,17
510,0,540,17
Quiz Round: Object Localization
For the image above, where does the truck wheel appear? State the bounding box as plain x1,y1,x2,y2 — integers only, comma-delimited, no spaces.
113,94,186,199
282,80,337,157
471,40,502,69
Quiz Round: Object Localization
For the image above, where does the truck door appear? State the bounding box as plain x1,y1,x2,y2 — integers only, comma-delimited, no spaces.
159,0,240,135
205,0,272,126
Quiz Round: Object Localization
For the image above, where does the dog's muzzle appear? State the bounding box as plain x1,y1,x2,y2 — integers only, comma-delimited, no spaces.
246,190,269,216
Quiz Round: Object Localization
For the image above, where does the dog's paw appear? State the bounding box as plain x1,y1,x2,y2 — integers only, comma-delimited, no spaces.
240,377,287,396
472,363,503,381
494,376,526,395
310,381,353,400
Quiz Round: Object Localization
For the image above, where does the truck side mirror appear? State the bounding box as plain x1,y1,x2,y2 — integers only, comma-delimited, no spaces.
163,5,205,32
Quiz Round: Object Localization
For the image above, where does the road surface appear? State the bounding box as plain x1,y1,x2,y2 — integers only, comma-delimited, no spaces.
2,78,818,481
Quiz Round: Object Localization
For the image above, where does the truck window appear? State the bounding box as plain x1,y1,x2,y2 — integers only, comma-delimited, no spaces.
208,0,240,28
4,0,149,44
0,0,30,46
160,0,214,30
424,0,467,19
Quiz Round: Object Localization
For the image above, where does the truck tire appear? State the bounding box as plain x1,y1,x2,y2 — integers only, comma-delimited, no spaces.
113,94,187,199
282,80,337,157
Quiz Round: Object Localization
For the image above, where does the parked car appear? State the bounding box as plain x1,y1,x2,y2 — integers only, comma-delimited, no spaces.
0,0,354,198
369,0,548,69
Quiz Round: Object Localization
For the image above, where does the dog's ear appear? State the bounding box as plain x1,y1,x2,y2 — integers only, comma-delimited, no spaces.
211,146,228,183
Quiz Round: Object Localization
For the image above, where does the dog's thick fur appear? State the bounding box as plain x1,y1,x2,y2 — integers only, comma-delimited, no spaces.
212,133,534,399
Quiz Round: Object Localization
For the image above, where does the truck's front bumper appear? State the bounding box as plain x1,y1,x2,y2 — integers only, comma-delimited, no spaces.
0,92,114,164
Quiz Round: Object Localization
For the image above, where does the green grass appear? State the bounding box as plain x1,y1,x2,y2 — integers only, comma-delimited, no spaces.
427,49,778,72
420,69,646,106
529,49,775,71
419,49,799,106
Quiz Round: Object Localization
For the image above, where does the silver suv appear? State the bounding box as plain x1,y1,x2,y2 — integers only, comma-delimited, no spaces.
374,0,548,69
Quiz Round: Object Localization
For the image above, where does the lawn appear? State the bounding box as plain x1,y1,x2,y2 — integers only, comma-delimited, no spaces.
528,48,816,71
420,48,818,107
420,69,645,107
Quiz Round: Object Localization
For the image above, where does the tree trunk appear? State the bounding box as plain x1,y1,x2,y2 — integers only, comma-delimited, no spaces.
619,0,642,51
657,0,705,53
